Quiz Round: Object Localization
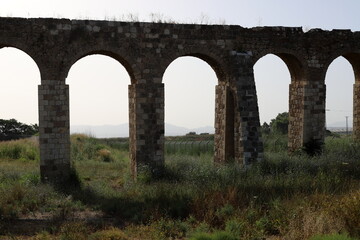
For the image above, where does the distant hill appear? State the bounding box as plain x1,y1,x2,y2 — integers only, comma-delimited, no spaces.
70,123,215,138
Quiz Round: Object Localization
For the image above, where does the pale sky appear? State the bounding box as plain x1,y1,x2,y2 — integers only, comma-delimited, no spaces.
0,0,359,131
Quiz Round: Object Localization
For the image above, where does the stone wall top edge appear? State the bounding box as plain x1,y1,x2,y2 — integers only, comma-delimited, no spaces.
0,16,358,38
0,16,246,29
1,16,355,33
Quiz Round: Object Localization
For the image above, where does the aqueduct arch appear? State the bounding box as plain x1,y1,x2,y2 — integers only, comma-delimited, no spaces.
161,52,239,164
323,52,360,139
0,17,360,181
253,52,307,151
0,47,40,131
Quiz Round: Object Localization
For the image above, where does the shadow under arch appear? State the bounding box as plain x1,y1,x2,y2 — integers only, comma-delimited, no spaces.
161,53,237,163
63,50,136,84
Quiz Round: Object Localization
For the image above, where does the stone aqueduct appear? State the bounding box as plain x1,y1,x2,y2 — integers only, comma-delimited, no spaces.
1,17,360,181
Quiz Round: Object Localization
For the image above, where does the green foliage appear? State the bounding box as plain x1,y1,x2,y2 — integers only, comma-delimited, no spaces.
0,181,55,222
0,118,38,140
0,138,39,161
70,134,128,164
261,122,270,134
269,112,289,135
224,219,246,237
152,218,189,239
262,132,288,152
165,134,214,156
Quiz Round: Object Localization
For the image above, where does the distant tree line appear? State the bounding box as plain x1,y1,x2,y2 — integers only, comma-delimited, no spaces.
0,118,39,141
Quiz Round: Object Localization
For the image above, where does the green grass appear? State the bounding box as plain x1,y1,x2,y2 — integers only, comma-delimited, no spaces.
1,134,360,239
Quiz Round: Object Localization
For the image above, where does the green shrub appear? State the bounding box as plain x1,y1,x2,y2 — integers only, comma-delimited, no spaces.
225,219,244,237
153,218,189,239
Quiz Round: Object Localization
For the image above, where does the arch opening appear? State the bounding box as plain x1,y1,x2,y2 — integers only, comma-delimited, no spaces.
254,54,292,128
162,56,219,156
325,56,355,134
0,46,40,126
65,50,136,84
66,54,131,138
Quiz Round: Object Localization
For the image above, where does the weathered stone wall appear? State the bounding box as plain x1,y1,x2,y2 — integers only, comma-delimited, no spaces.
0,17,360,181
38,81,70,182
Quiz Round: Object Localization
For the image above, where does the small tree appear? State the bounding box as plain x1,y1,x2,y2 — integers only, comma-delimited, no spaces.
269,112,289,135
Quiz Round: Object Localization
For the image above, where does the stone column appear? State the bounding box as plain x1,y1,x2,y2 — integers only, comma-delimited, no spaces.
224,54,263,166
353,82,360,139
128,83,164,178
289,79,326,152
214,83,228,163
214,83,236,163
303,81,326,147
38,80,70,182
288,81,305,151
234,75,263,165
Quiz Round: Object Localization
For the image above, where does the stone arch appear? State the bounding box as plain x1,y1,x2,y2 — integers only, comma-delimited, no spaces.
66,54,131,128
0,45,41,126
324,51,360,139
324,51,360,82
253,51,306,152
158,47,230,84
160,50,238,163
0,44,43,79
162,56,217,131
62,48,138,84
253,51,306,82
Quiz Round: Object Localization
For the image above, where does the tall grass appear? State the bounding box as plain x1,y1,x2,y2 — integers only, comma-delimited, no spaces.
1,134,360,239
0,137,39,161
